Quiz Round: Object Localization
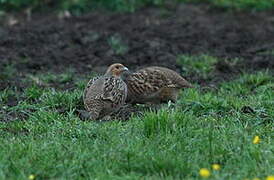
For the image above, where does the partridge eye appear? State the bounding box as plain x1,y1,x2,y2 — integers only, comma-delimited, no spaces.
115,66,119,69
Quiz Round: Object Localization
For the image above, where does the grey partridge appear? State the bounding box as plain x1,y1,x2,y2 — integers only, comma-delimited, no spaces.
124,66,193,104
83,63,128,120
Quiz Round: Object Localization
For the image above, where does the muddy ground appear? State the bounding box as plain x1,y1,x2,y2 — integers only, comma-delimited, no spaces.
1,4,274,84
0,3,274,121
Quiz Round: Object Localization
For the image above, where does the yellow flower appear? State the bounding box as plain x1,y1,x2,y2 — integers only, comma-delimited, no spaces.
266,175,274,180
28,174,35,180
212,164,221,170
199,168,211,178
253,135,260,144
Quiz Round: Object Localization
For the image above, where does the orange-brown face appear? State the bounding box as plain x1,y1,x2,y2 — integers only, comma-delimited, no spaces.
105,63,129,77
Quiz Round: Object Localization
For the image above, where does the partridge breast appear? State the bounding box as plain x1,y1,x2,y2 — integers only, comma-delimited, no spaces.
83,75,127,120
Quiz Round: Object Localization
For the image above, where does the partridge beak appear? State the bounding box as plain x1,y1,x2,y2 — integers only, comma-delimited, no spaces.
122,67,129,71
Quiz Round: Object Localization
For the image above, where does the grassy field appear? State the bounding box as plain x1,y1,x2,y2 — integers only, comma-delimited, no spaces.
0,54,273,179
0,0,274,13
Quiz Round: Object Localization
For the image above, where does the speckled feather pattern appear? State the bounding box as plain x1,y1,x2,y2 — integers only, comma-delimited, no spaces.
83,75,127,120
100,76,127,107
126,69,169,96
148,66,192,88
125,66,192,104
83,76,100,102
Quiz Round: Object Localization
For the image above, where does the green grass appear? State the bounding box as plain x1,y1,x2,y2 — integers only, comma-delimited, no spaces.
177,55,219,79
0,63,17,80
0,0,165,14
0,70,273,179
107,34,128,55
208,0,274,11
177,54,241,80
0,0,274,13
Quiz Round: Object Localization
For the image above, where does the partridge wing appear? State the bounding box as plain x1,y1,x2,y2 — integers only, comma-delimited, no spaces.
83,76,100,101
126,68,171,96
146,66,193,88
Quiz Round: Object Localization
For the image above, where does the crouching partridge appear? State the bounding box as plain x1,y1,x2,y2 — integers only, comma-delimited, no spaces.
124,66,193,104
83,63,128,120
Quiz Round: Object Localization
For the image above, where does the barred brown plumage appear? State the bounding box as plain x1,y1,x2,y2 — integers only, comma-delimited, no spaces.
83,63,128,120
124,66,193,104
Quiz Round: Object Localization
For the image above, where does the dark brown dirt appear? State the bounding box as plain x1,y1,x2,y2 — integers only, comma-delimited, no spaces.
1,4,274,121
1,4,274,84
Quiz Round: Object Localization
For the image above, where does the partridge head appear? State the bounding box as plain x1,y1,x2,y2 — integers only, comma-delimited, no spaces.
105,63,129,77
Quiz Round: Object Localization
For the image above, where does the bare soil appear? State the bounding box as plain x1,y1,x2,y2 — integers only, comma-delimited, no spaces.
1,4,274,121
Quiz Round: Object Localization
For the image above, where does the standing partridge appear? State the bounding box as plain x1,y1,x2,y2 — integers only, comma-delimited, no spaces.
83,63,128,120
123,66,193,104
